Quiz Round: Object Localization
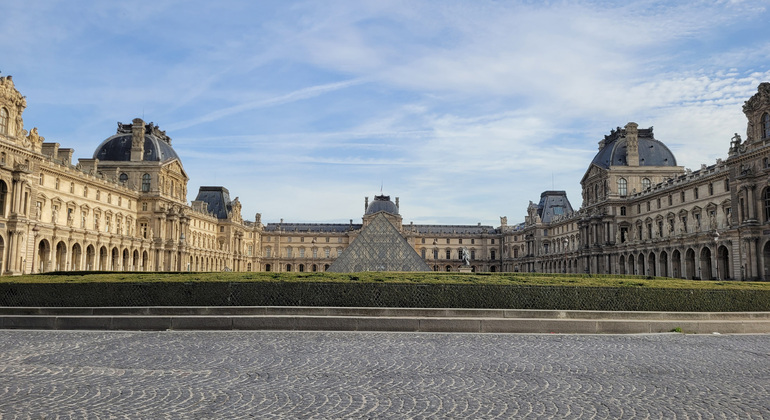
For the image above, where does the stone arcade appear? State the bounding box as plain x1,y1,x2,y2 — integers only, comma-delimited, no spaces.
1,75,770,279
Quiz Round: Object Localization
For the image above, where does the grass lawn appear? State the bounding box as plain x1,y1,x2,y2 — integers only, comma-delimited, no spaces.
1,271,769,290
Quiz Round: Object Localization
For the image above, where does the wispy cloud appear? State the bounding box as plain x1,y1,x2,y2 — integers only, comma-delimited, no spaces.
3,0,769,224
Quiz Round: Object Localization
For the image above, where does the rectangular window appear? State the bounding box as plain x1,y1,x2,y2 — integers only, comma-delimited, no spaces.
325,248,330,258
681,191,685,203
694,187,699,199
620,206,626,216
299,248,305,258
668,195,673,206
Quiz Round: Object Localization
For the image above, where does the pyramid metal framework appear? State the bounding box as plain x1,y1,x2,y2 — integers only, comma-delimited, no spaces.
327,213,432,272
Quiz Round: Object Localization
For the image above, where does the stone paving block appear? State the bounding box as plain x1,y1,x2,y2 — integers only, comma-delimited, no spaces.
444,309,506,318
419,318,481,332
55,316,112,330
294,316,358,331
356,317,420,332
1,316,56,329
483,319,597,334
232,316,297,330
171,316,233,330
595,320,651,334
110,316,173,331
649,321,702,334
737,321,770,333
93,307,150,315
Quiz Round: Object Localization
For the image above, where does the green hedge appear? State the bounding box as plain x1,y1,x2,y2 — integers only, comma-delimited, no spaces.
2,281,769,311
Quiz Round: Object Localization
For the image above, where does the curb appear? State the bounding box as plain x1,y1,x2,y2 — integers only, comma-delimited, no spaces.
2,307,770,334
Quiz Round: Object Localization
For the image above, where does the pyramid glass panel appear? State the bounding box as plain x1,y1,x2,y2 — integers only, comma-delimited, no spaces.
327,213,431,272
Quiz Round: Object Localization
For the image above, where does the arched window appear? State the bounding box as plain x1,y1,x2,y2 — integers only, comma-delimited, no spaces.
764,187,770,223
617,178,627,196
0,180,7,217
762,112,770,139
0,107,8,135
642,178,651,190
119,173,128,184
142,174,151,192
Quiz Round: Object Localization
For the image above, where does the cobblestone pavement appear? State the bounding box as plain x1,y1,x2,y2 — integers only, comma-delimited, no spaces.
0,331,768,419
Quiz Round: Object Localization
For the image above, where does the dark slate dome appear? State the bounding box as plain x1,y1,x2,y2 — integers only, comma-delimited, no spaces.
93,121,180,162
591,126,677,169
365,195,399,215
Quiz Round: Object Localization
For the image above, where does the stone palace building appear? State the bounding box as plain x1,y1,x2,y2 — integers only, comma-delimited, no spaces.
1,75,769,280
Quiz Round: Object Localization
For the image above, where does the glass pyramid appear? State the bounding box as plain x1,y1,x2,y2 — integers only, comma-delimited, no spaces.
327,213,432,272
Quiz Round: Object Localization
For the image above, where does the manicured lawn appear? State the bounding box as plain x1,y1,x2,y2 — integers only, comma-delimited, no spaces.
2,271,768,290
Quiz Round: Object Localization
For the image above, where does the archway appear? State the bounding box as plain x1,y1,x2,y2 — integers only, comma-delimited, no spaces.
55,241,67,271
648,252,657,277
286,264,292,272
133,250,139,271
659,251,668,278
99,246,108,270
265,263,272,272
637,253,645,277
71,244,82,271
699,247,713,280
122,249,130,271
672,249,682,278
111,247,120,271
38,240,51,273
0,235,4,274
717,245,730,280
142,251,148,271
764,241,770,281
685,248,696,279
86,245,95,270
628,254,635,275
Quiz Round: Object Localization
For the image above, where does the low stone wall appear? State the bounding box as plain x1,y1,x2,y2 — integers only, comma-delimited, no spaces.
2,281,770,311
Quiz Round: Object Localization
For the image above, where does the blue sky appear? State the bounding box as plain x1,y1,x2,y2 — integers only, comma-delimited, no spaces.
2,1,769,226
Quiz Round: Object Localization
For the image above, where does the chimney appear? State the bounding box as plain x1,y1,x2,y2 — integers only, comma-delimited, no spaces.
130,118,145,161
625,122,639,166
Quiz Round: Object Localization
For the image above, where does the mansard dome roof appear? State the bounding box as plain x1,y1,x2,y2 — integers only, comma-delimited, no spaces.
93,120,180,163
365,195,399,215
591,126,677,169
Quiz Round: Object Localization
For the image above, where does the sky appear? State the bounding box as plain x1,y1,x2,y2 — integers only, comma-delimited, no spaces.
2,0,769,226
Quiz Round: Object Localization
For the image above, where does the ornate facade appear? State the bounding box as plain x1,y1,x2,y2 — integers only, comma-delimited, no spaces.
1,76,769,279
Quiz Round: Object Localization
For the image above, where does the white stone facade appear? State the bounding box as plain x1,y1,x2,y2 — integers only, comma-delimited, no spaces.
1,76,769,279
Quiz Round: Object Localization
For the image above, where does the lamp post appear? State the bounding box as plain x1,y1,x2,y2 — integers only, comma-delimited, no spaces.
31,225,40,274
